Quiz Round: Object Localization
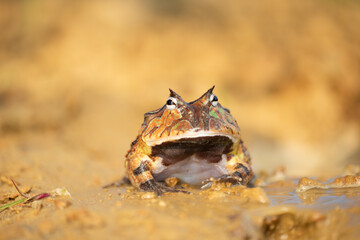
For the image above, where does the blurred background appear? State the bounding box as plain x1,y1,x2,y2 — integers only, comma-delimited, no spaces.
0,0,359,177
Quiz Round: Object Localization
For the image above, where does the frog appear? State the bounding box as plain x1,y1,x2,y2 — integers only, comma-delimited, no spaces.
125,86,253,195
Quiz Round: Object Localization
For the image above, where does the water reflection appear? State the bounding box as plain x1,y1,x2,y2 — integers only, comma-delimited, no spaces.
264,179,360,210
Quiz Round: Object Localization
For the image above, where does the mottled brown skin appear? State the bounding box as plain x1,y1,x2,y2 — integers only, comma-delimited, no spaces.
125,87,253,195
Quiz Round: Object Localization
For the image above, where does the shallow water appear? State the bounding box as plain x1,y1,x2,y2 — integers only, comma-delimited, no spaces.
265,179,360,209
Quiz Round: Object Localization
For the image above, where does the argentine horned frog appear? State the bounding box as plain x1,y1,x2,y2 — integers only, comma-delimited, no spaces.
125,87,253,194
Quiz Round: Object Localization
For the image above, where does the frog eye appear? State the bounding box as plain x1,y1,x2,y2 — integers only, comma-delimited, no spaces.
210,94,218,107
166,97,177,110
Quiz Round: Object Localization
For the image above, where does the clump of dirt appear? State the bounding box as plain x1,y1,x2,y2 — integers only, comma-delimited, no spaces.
259,207,344,240
297,174,360,192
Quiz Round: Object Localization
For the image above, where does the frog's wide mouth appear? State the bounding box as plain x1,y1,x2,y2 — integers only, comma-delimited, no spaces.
150,135,234,166
145,131,237,147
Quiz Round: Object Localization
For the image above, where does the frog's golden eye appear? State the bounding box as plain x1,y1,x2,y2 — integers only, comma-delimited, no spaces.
210,94,218,107
166,97,177,110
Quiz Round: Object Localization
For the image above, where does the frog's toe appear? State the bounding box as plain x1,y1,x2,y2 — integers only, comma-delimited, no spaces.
201,175,243,189
140,179,190,195
200,181,214,190
160,185,190,195
218,175,243,185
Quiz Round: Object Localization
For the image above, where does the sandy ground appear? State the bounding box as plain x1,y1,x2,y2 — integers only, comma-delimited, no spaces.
1,0,360,239
1,136,360,239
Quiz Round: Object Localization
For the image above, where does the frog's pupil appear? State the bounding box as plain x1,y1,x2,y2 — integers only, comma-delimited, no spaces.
213,95,218,102
167,99,174,105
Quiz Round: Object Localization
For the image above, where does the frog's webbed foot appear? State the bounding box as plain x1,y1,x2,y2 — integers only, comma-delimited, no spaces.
202,152,254,190
102,177,131,189
201,174,243,189
140,179,190,195
201,162,253,189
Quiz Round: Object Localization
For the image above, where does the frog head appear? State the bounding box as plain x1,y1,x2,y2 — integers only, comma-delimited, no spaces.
140,86,240,146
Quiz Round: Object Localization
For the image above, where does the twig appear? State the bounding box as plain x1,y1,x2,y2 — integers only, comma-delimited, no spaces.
11,178,29,198
0,179,50,213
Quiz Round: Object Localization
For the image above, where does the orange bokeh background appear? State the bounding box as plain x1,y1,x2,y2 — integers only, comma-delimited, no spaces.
1,0,359,176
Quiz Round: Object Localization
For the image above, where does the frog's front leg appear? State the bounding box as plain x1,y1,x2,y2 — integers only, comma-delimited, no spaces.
202,140,253,188
225,153,253,185
125,153,187,195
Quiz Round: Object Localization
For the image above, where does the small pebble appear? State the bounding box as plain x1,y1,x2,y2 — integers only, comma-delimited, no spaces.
141,192,156,199
165,177,179,187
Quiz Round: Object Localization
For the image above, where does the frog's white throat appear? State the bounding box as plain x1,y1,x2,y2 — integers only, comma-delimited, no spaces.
152,154,228,185
149,134,234,185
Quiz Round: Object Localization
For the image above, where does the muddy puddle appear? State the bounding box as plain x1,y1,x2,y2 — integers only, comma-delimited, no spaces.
264,179,360,209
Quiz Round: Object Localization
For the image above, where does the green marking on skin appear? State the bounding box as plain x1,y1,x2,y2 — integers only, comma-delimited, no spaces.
173,122,181,130
152,118,162,125
218,107,225,114
172,120,188,130
210,110,219,119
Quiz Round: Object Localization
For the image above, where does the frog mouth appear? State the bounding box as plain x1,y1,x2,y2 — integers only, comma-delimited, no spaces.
150,135,234,166
145,131,237,147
